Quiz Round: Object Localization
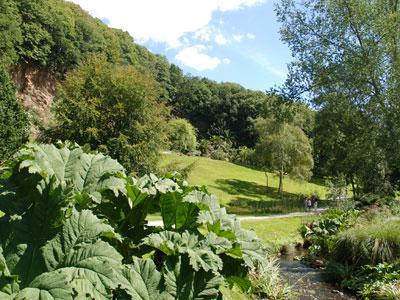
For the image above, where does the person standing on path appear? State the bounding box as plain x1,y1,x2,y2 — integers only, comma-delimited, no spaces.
307,198,312,211
313,199,318,211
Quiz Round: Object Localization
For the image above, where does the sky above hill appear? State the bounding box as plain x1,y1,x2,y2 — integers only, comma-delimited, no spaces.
69,0,292,91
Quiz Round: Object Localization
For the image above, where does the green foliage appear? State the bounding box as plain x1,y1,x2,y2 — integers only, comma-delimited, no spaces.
326,261,400,299
172,77,271,147
334,218,400,266
276,0,400,194
248,257,294,299
300,209,359,257
0,142,273,299
0,66,28,162
1,0,157,72
49,56,169,175
199,136,237,161
167,118,197,154
0,0,22,66
325,177,348,201
233,146,257,166
304,207,400,297
254,119,313,194
1,0,320,159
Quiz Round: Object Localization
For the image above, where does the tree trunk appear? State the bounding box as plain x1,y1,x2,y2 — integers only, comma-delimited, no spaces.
278,164,283,196
264,171,269,193
350,176,356,199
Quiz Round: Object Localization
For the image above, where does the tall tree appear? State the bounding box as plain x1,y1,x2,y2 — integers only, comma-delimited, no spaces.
50,55,169,174
0,0,22,66
276,0,400,193
255,118,314,195
0,66,28,162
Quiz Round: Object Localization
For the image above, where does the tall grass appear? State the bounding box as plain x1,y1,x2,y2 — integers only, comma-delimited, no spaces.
334,218,400,265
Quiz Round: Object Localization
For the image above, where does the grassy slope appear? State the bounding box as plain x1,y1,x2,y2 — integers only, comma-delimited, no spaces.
161,152,327,214
241,216,313,251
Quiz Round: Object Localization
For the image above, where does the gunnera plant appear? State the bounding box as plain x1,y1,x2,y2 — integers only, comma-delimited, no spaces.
0,142,290,299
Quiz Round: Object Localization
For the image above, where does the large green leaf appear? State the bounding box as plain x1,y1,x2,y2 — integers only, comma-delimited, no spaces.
14,271,72,300
0,177,66,286
0,246,18,296
163,256,222,300
0,291,12,300
41,209,116,270
118,258,162,300
39,209,123,299
143,231,223,273
159,191,198,230
14,144,126,203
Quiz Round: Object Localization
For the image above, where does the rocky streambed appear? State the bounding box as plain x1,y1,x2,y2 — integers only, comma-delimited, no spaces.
278,251,356,300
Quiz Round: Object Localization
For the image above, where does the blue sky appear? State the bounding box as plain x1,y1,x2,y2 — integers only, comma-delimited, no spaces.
70,0,292,91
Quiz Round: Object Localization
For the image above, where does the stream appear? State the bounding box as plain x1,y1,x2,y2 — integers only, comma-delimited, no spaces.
278,250,356,300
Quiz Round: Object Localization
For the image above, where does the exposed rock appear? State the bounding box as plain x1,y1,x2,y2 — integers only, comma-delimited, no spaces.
12,65,59,125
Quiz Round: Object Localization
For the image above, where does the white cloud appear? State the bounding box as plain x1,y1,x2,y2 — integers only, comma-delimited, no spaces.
248,51,286,78
68,0,264,47
194,26,213,42
233,33,255,43
246,32,256,40
175,45,221,70
222,58,231,64
215,34,229,45
233,34,244,42
217,0,264,11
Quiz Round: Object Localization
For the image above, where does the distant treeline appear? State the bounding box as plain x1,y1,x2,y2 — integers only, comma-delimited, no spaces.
1,0,301,148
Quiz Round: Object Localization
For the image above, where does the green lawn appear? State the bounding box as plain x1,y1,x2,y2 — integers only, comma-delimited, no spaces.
161,152,328,214
241,216,313,252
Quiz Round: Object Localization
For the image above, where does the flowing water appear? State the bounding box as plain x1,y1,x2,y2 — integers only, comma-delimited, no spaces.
278,250,356,300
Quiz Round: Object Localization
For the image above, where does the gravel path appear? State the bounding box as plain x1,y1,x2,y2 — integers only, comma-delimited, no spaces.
147,208,327,227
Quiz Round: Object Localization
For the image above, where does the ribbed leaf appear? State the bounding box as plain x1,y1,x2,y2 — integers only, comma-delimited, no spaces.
163,256,222,300
14,272,72,300
41,209,116,271
143,231,223,273
39,210,123,298
159,192,198,230
118,258,161,300
14,144,126,203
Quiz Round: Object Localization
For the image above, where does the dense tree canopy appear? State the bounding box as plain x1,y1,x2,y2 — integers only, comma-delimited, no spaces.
276,0,400,194
1,0,322,180
172,77,270,147
50,56,169,174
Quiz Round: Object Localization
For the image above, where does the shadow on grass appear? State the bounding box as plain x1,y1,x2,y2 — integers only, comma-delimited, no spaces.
227,197,306,215
212,179,304,215
213,179,299,200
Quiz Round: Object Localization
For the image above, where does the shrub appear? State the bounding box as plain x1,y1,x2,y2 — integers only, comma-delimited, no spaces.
327,261,400,298
49,55,169,175
249,257,294,299
0,142,278,299
355,192,396,208
233,146,256,166
300,209,359,257
167,118,197,154
0,66,28,162
199,136,236,161
325,176,348,201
